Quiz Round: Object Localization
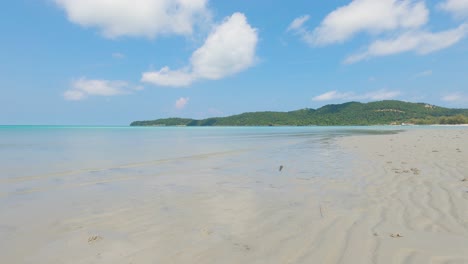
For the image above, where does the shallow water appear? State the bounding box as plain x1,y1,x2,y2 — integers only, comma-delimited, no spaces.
0,126,407,202
0,127,399,205
0,126,403,180
0,126,406,263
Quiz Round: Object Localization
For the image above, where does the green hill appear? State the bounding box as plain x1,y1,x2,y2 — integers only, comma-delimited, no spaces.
130,100,468,126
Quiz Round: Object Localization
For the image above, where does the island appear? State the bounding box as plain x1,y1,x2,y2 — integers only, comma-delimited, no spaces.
131,100,468,126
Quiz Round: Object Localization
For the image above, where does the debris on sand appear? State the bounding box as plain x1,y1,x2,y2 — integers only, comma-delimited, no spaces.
88,235,103,244
390,233,403,238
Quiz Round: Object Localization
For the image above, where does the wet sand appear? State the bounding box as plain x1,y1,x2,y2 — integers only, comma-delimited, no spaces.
1,128,468,263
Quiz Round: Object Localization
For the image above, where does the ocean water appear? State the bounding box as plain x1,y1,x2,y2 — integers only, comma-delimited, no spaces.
0,125,403,203
0,126,401,181
0,126,404,261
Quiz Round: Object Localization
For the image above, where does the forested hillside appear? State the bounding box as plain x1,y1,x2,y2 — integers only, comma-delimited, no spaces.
131,101,468,126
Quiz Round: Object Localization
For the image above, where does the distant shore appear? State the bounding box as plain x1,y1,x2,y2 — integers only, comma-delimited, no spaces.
131,100,468,127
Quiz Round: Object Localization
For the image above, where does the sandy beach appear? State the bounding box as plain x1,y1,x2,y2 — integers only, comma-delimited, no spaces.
1,128,468,264
4,0,468,262
336,128,468,263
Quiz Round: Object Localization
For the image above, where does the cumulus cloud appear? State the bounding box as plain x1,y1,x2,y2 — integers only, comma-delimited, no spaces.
312,89,400,102
55,2,258,88
345,23,468,63
54,0,211,38
190,13,258,80
175,97,190,109
142,12,258,87
63,78,131,101
290,0,428,46
439,0,468,18
288,0,468,63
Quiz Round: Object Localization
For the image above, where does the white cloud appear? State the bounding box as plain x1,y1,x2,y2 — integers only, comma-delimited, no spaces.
175,97,189,109
142,12,258,87
142,67,194,87
63,78,130,101
191,13,258,80
287,15,310,32
290,0,428,46
439,0,468,18
63,90,85,101
312,91,353,101
345,23,468,63
288,1,468,63
442,93,467,102
312,89,400,102
54,0,211,38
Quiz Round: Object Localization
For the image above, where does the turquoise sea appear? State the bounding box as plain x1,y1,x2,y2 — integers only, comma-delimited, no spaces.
0,125,405,203
0,125,404,200
0,125,402,181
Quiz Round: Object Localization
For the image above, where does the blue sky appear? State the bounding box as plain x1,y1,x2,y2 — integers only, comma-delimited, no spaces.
1,0,467,125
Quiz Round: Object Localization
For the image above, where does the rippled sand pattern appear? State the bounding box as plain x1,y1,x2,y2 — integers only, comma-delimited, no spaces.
338,129,468,264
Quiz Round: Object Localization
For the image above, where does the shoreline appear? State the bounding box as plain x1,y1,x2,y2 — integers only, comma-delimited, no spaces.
1,128,467,263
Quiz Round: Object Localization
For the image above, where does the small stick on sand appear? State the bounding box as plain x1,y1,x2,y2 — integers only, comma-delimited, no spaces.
319,205,324,218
